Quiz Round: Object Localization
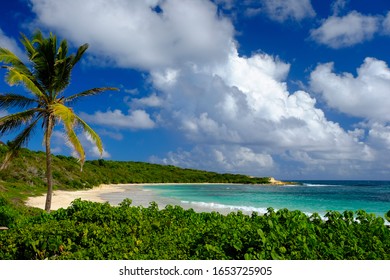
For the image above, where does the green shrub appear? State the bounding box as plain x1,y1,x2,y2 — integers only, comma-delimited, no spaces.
1,200,389,260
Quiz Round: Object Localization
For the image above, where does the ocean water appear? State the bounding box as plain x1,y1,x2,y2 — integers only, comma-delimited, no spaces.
144,181,390,220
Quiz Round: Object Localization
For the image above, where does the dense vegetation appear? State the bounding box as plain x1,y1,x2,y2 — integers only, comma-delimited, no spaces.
0,145,270,205
1,198,389,260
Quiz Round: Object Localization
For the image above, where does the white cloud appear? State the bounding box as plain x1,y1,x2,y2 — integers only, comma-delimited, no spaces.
99,129,124,141
310,57,390,178
153,145,274,175
80,109,156,130
365,122,390,175
383,11,390,34
310,11,380,48
30,0,383,178
131,93,164,108
123,88,139,95
30,0,234,70
331,0,348,16
368,122,390,149
310,57,390,121
260,0,316,22
0,28,24,58
82,133,111,158
150,48,373,177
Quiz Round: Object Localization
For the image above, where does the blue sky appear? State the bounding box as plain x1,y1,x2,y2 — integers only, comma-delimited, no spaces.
1,0,390,180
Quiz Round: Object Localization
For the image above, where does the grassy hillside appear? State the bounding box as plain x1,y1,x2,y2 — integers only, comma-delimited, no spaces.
0,145,270,205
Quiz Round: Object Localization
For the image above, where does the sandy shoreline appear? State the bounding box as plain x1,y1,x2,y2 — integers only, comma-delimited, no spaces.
25,183,244,214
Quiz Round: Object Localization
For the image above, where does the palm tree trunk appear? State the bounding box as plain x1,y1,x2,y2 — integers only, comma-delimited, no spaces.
44,116,54,212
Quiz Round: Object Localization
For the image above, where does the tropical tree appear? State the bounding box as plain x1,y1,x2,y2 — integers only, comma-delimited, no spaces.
0,30,118,211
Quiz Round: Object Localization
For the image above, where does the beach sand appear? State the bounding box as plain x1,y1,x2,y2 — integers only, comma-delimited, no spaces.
25,183,238,214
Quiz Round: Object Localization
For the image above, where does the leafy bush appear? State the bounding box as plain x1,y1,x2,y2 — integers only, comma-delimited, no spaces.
1,200,389,260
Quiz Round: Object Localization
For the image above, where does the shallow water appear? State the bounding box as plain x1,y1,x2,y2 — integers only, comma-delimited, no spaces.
143,180,390,219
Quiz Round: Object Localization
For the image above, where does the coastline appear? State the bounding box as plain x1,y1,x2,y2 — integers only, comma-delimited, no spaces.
26,183,255,214
24,181,390,224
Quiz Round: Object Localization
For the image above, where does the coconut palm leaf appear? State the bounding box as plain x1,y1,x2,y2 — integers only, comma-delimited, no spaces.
1,118,40,170
20,33,37,59
3,67,46,99
0,93,37,110
0,47,29,70
51,103,85,165
75,114,103,156
65,87,119,104
71,43,89,66
0,108,39,136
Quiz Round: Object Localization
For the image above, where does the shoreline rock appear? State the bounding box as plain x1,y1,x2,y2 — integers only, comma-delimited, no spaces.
268,177,296,185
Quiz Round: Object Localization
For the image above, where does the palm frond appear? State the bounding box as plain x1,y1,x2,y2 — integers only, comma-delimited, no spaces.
51,103,85,168
51,103,76,125
0,93,37,110
29,32,57,97
0,108,40,136
75,114,103,157
4,66,46,100
66,124,85,170
20,33,37,59
31,30,44,46
64,87,119,104
72,43,89,66
0,40,47,100
0,47,28,69
0,118,39,170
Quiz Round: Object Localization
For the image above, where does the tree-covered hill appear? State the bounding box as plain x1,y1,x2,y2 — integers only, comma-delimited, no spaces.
0,145,270,204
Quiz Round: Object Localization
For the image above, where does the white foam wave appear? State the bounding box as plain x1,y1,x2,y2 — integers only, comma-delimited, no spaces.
303,183,338,187
181,200,269,214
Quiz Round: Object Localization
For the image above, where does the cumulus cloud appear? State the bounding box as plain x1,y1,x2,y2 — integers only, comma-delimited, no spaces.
0,28,24,58
153,145,274,175
310,11,380,48
310,57,390,178
30,0,381,178
130,93,165,108
331,0,349,16
368,123,390,149
149,48,373,176
364,122,390,176
80,109,155,130
260,0,316,22
310,57,390,121
82,133,111,158
30,0,234,70
383,11,390,34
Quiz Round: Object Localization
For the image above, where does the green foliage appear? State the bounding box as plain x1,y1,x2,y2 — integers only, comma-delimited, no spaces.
0,196,21,227
1,200,389,260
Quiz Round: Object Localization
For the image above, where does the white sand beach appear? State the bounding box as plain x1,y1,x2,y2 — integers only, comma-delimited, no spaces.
25,183,236,214
26,184,163,210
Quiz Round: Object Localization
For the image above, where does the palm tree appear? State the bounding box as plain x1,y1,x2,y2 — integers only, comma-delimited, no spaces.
0,30,118,211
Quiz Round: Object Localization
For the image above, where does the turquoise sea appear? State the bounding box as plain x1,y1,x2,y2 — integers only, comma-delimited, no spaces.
144,181,390,221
